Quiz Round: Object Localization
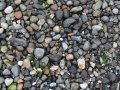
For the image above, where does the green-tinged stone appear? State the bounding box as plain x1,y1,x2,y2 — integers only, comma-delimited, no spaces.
103,53,109,64
36,68,42,73
8,83,16,90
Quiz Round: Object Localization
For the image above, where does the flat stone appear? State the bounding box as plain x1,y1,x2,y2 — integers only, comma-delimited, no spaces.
68,65,77,74
71,83,79,90
22,58,32,70
47,0,54,4
20,4,26,11
53,34,61,40
30,16,38,23
3,69,11,75
108,72,116,81
71,36,82,41
49,53,62,63
101,16,109,22
47,19,55,27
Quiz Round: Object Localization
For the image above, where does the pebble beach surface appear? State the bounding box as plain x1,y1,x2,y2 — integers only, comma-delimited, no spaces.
0,0,120,90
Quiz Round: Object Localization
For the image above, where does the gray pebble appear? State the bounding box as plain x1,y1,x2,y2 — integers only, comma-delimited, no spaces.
47,19,55,27
71,36,82,41
9,38,27,47
0,2,6,10
101,16,109,22
3,69,11,75
53,34,61,40
71,83,79,90
34,48,45,59
30,16,38,23
62,42,68,50
11,64,20,77
63,18,75,27
56,10,63,20
83,41,90,51
0,77,4,84
108,72,116,81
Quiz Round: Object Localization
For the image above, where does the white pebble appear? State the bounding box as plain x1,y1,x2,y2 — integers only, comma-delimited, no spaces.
77,57,85,70
18,61,23,66
113,42,117,48
80,83,88,89
112,8,119,14
0,28,4,34
1,22,8,29
4,6,13,14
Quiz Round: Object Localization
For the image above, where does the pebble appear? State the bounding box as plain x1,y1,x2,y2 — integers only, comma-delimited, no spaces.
50,82,57,87
18,61,23,66
93,0,102,10
40,56,49,66
56,10,63,20
22,58,32,70
45,37,52,43
50,65,59,71
1,22,8,29
0,28,4,34
81,70,88,79
113,42,117,48
0,2,6,10
67,1,73,6
37,19,45,26
102,78,110,84
60,59,65,69
1,46,7,53
93,10,101,16
0,77,4,84
47,0,54,4
9,38,27,47
30,23,39,30
71,83,79,90
83,41,90,51
108,72,116,81
70,6,82,12
20,4,26,11
30,16,38,23
53,25,61,33
49,53,62,62
63,18,76,27
3,69,11,75
66,54,74,60
80,83,88,89
77,57,85,70
5,54,14,61
4,6,13,14
71,36,82,41
14,11,22,19
69,65,77,74
53,34,61,40
11,64,19,76
112,8,119,14
15,0,21,5
34,48,45,58
62,42,68,50
5,78,13,86
92,25,102,31
102,0,108,9
101,16,109,22
47,19,55,27
90,62,96,68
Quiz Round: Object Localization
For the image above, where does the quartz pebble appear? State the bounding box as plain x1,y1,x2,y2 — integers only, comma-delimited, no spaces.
77,57,85,70
4,6,13,14
5,78,13,86
80,83,88,89
50,65,59,71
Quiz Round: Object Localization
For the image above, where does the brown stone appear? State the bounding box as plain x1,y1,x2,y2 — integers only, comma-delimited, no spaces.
66,54,74,60
26,26,33,32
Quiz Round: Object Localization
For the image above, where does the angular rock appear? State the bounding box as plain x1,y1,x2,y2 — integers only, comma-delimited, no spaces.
5,78,13,86
83,41,90,51
55,10,63,20
11,64,19,76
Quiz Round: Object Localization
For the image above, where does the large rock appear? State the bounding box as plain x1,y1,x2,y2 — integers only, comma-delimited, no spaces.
11,64,20,77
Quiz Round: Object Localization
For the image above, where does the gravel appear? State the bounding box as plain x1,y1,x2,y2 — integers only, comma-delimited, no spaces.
0,0,119,89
